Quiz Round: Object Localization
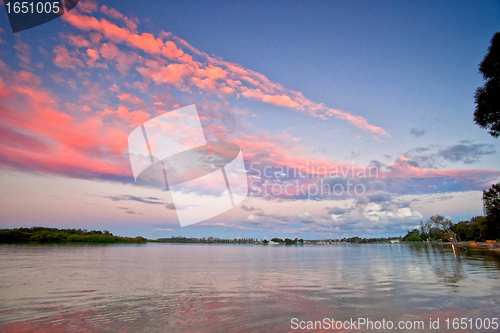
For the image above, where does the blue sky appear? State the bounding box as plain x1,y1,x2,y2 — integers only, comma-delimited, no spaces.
0,0,499,240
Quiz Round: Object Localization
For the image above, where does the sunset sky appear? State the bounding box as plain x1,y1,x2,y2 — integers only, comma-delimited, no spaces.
0,0,499,240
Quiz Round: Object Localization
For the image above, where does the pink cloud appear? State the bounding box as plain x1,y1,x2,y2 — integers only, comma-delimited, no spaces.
0,62,495,194
1,4,497,203
99,42,140,75
386,155,500,182
100,5,138,33
137,61,194,86
85,48,100,67
325,108,388,136
61,8,388,137
66,34,92,48
241,87,300,109
197,65,227,80
128,32,163,54
76,0,98,13
117,92,143,105
0,27,5,39
161,40,185,60
14,39,32,70
53,45,84,69
63,14,130,43
102,105,150,127
0,65,130,178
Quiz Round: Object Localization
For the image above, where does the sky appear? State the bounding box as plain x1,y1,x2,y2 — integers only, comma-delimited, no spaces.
0,0,499,240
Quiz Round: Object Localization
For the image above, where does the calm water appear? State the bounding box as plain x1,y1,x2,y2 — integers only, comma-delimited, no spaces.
0,243,499,332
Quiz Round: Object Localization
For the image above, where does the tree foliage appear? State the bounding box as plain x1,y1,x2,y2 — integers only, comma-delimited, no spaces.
483,183,500,239
268,237,302,245
403,212,499,243
403,229,422,242
428,215,458,244
0,227,147,244
451,216,487,241
474,32,500,138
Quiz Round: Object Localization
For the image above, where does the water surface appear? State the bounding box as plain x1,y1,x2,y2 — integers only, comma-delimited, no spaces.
0,243,499,332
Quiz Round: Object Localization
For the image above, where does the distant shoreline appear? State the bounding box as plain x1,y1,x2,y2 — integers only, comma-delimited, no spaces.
1,227,498,251
0,227,147,244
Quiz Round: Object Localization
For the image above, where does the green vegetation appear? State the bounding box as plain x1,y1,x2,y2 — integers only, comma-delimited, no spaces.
268,237,399,245
339,237,392,244
403,184,500,243
269,237,304,245
474,32,500,138
483,183,500,239
321,237,399,244
403,215,499,243
0,227,147,244
151,236,259,244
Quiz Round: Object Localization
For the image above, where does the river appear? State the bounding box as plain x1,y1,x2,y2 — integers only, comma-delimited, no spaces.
0,243,499,332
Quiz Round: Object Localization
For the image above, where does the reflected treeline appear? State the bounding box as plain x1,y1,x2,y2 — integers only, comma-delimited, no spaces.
408,243,464,288
465,247,500,271
407,243,500,289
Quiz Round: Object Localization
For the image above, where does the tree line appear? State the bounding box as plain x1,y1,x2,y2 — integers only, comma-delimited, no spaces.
153,236,259,244
403,183,500,242
0,227,147,244
267,238,304,245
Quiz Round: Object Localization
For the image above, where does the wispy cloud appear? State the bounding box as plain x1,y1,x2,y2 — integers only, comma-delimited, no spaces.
438,143,495,164
165,203,176,210
155,228,174,232
403,143,496,169
60,5,388,137
241,204,257,211
106,195,164,204
117,206,142,214
409,127,425,138
199,222,256,231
